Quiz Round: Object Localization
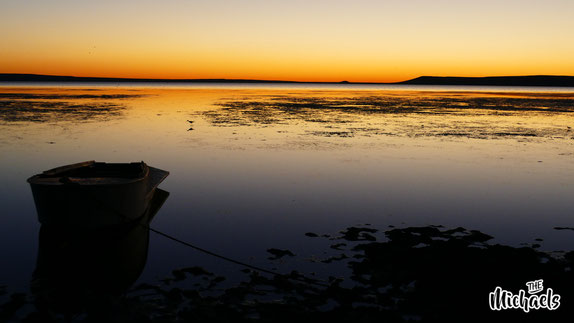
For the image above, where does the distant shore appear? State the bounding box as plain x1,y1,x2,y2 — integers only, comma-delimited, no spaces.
1,73,574,87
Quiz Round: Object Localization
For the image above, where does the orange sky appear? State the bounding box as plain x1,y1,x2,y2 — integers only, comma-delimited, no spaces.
1,0,573,82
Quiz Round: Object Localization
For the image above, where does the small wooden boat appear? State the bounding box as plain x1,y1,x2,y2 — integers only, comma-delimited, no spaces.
27,161,169,229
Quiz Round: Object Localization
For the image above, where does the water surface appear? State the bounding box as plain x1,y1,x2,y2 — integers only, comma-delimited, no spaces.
2,84,574,293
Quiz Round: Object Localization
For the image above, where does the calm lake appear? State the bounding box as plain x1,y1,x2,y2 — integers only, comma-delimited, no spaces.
2,83,574,294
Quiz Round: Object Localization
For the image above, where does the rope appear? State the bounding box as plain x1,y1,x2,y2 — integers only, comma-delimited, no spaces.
92,194,331,288
144,224,331,288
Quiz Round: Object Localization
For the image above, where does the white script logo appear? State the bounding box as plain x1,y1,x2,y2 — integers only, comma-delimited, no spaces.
489,279,560,313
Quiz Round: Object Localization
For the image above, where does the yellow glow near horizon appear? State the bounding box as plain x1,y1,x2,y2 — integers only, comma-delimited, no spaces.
1,0,574,82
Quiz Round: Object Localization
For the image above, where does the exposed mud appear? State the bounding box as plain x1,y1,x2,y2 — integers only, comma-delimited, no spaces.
202,93,574,140
0,100,125,123
0,92,143,123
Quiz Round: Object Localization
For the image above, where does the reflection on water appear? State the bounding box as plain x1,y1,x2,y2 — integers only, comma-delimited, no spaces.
30,188,168,318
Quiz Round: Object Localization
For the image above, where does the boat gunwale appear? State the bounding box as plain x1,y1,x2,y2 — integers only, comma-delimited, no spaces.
26,161,152,187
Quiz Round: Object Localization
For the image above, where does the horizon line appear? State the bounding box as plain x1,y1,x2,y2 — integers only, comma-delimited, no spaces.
2,73,574,87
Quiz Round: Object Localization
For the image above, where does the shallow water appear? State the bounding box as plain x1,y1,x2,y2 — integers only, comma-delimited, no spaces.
2,84,574,293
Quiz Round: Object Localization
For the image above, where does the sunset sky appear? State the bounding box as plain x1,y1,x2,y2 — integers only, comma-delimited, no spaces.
1,0,573,82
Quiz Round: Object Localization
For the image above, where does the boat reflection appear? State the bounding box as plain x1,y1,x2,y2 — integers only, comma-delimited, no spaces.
30,188,169,316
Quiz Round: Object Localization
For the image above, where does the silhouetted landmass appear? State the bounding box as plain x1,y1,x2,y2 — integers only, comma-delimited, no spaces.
0,74,301,84
400,75,574,87
2,73,574,87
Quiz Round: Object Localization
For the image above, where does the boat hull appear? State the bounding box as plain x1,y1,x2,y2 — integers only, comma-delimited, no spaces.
28,161,169,229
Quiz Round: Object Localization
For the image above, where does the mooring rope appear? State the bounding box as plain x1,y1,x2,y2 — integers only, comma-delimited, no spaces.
144,224,331,288
93,195,331,288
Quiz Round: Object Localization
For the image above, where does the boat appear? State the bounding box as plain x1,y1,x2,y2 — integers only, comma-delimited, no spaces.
27,161,169,229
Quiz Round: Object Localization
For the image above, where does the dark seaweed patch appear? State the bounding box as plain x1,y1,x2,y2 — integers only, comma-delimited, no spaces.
267,248,296,260
0,93,143,100
201,94,574,139
0,100,124,123
4,225,574,322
